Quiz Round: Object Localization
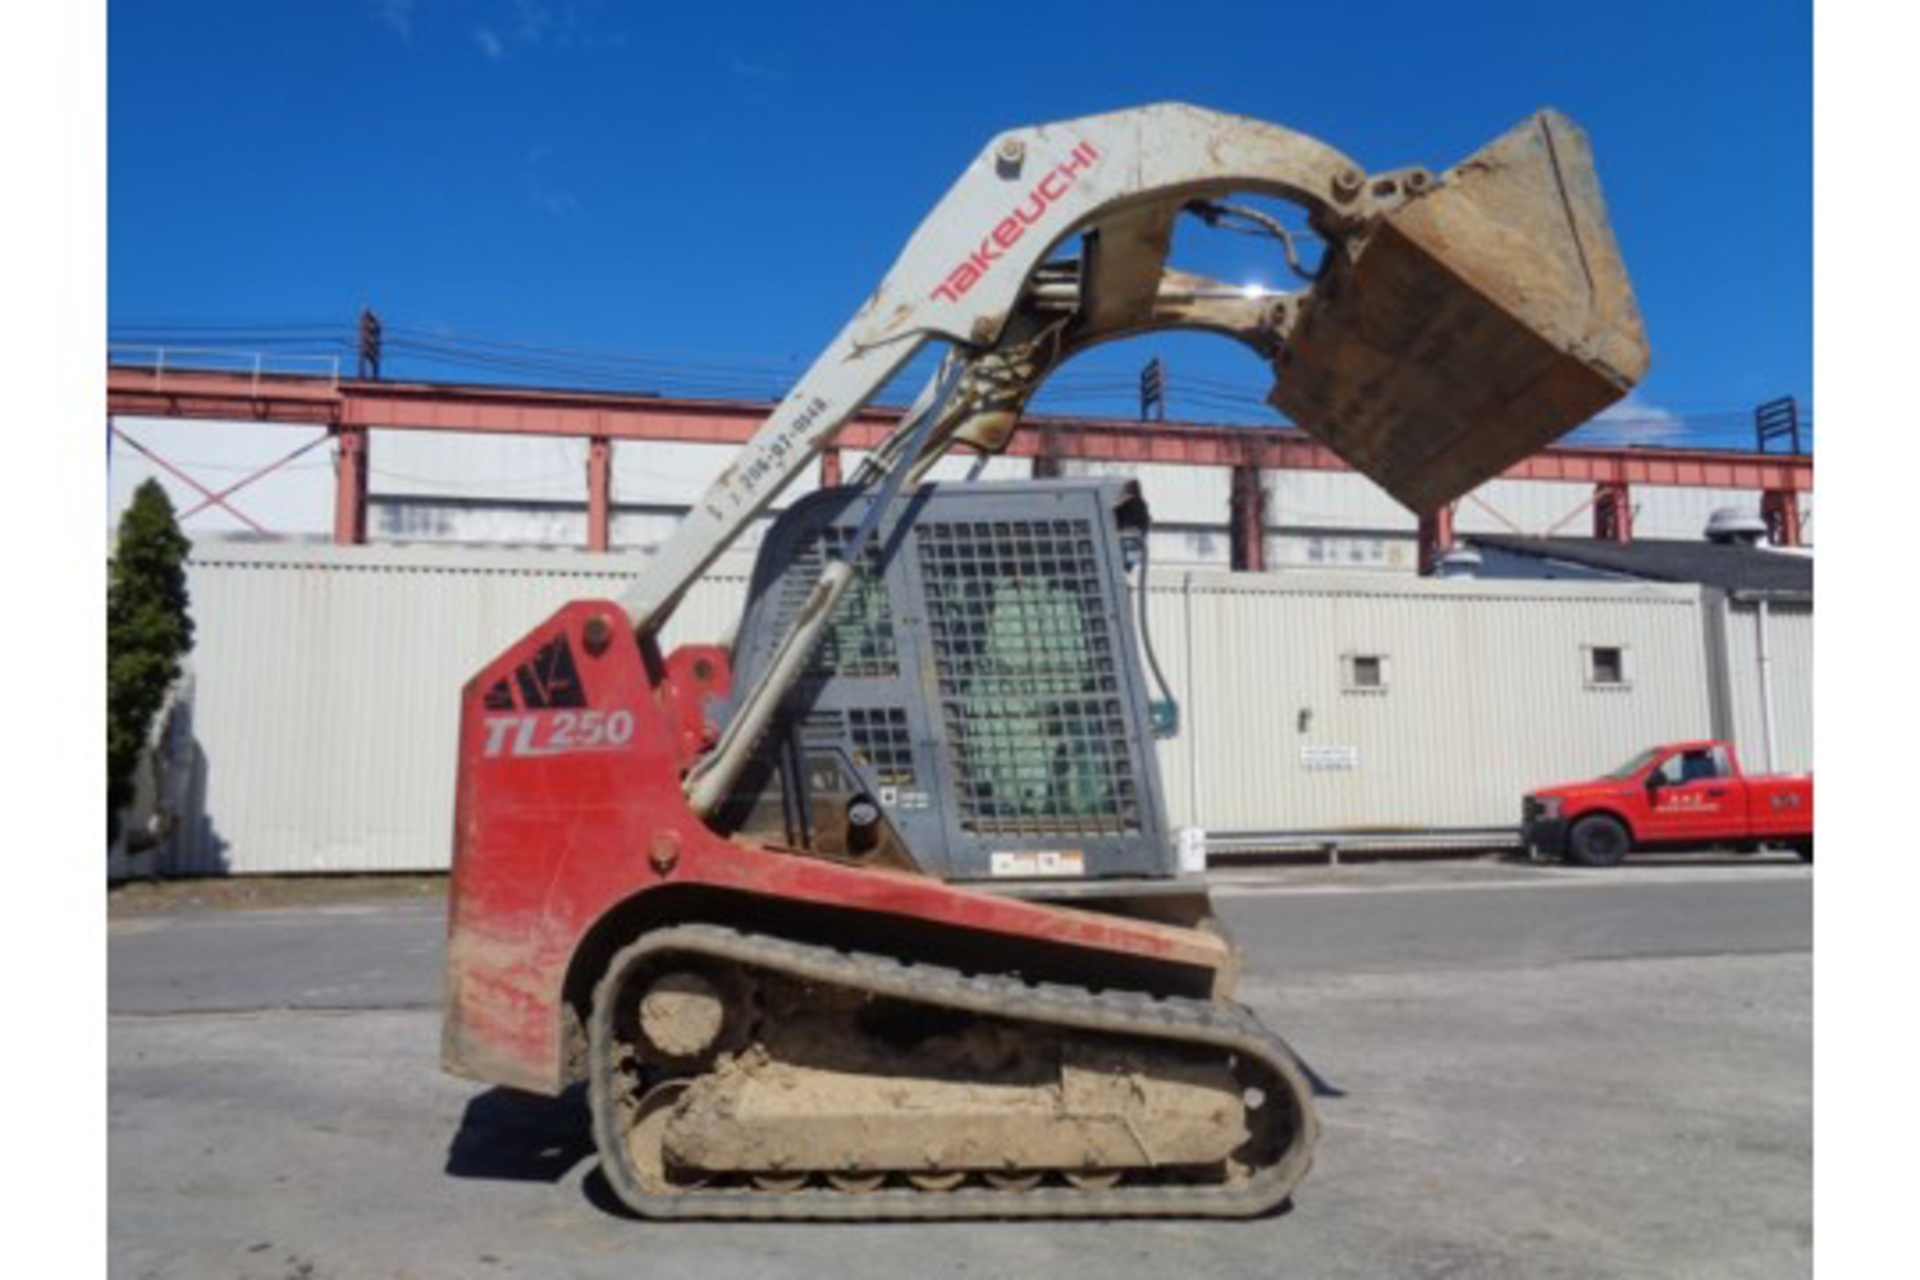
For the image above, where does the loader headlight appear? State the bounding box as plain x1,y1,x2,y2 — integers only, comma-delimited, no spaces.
1531,796,1563,820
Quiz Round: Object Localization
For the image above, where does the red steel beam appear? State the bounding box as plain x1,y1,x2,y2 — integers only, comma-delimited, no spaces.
587,437,612,552
1594,482,1634,543
1229,464,1266,572
1762,489,1804,547
333,427,368,545
106,367,1816,494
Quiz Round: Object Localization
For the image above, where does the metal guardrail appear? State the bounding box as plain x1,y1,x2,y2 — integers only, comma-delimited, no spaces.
107,345,342,396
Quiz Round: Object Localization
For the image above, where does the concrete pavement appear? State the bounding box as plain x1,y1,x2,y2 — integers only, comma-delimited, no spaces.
109,861,1811,1280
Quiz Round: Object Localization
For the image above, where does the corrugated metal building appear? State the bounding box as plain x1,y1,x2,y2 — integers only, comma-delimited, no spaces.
1146,572,1717,832
1463,533,1814,776
169,541,746,875
1709,597,1813,775
160,537,1803,875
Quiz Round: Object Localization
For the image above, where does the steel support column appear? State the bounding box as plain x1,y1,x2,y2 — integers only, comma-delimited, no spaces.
1229,463,1266,572
1032,422,1064,479
332,426,368,545
1761,488,1804,546
1418,505,1456,576
587,436,612,552
1593,481,1633,543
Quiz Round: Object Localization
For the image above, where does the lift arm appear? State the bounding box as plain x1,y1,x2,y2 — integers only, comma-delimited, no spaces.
628,104,1650,813
619,103,1646,639
616,103,1413,632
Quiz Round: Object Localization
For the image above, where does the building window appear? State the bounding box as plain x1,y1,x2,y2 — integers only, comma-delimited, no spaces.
1585,644,1631,689
1344,652,1389,694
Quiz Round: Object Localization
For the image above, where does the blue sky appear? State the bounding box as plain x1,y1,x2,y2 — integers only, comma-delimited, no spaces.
109,0,1811,449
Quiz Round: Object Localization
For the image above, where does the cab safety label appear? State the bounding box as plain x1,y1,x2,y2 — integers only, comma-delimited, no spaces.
989,850,1085,878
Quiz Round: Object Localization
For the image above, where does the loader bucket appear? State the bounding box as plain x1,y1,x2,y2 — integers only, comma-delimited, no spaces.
1272,110,1650,514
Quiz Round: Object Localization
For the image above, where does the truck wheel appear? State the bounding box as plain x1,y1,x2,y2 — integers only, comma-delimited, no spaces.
1565,815,1631,868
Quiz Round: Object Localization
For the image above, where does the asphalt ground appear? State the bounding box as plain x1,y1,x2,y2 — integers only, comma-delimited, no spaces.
109,857,1812,1279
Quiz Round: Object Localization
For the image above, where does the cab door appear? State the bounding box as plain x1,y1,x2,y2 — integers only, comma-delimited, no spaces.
1639,746,1739,846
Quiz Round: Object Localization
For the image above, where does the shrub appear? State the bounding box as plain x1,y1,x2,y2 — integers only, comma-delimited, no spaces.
108,480,194,846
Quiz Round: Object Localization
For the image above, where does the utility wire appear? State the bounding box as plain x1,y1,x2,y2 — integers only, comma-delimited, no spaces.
106,318,1810,453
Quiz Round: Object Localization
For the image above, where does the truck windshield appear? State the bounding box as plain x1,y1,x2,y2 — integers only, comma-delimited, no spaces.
1601,748,1664,780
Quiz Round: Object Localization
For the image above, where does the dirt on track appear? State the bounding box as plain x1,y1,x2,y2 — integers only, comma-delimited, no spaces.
107,873,448,919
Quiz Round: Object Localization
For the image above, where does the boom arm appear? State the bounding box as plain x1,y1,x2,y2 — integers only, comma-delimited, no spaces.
617,103,1399,634
624,104,1650,814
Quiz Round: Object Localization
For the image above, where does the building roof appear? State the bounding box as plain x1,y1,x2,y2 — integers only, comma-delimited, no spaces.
1464,535,1813,599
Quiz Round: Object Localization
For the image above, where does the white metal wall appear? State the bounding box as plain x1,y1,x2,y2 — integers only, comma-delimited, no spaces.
370,430,590,503
109,417,335,538
1717,599,1814,773
174,541,746,874
173,541,1749,873
1263,531,1418,574
1063,459,1229,526
1147,572,1715,831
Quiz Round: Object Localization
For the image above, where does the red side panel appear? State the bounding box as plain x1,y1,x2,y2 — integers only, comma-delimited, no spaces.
443,602,1227,1095
1745,776,1815,841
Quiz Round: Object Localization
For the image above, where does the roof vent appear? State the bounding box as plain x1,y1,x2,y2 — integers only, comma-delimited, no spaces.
1705,507,1768,545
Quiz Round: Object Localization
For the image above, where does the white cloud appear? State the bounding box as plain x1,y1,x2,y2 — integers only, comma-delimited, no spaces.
374,0,415,40
468,3,585,59
1580,392,1689,446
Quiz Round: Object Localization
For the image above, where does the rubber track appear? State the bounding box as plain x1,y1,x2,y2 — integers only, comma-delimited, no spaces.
588,923,1319,1220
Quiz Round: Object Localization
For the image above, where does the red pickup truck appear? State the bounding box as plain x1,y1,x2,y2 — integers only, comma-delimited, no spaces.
1522,740,1813,867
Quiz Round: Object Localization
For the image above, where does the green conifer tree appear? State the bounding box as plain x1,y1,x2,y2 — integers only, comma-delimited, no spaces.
108,480,194,845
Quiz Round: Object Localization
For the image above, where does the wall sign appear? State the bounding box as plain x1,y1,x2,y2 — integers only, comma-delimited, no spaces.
1301,745,1360,771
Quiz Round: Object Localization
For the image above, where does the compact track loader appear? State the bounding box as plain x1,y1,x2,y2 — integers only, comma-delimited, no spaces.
442,103,1648,1219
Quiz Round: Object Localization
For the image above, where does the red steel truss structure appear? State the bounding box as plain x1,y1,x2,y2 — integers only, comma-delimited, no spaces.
107,366,1814,568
